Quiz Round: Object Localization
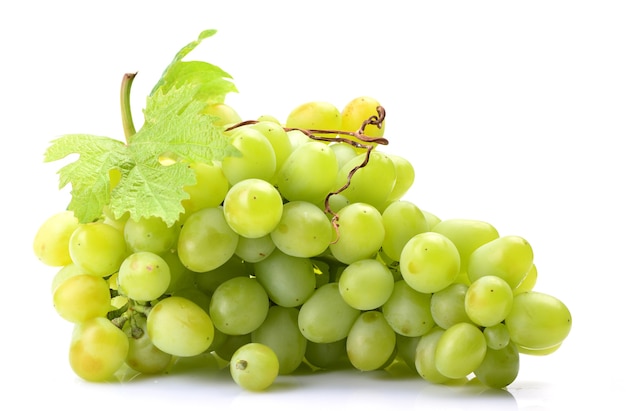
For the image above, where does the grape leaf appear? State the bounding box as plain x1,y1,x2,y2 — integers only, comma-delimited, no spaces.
44,30,239,226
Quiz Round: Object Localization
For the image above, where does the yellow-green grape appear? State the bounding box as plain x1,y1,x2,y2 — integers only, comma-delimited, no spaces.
514,263,538,295
230,343,279,391
257,114,280,124
465,275,514,327
328,202,385,264
194,255,251,296
223,178,284,239
474,343,520,389
286,129,311,151
386,153,415,202
235,234,276,263
421,210,441,230
69,221,128,277
209,276,269,335
177,207,239,272
270,201,333,258
50,263,83,294
430,283,472,329
124,315,172,374
123,216,179,254
160,250,195,294
202,102,242,127
249,121,293,178
505,291,572,350
215,333,252,362
381,200,429,262
382,280,434,337
117,252,171,302
69,317,129,382
434,322,487,379
33,210,79,266
329,142,357,170
53,274,112,323
172,286,212,314
483,323,510,350
467,235,534,289
285,101,341,139
222,126,276,185
276,141,339,204
400,232,461,293
182,162,230,219
339,96,385,151
415,327,450,384
338,259,395,310
346,311,396,371
147,296,215,357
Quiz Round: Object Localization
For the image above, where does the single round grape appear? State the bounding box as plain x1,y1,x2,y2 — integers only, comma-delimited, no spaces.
430,283,472,329
434,322,487,379
33,210,79,266
235,234,276,263
483,323,511,350
124,316,172,374
474,343,520,389
285,101,341,138
415,327,450,384
338,259,394,310
69,317,129,382
124,216,179,254
346,310,396,371
386,153,415,202
381,200,429,262
249,121,292,177
201,102,241,126
465,275,513,327
328,202,385,264
223,178,283,239
339,96,385,151
69,221,128,277
117,251,171,302
230,343,279,391
382,279,434,337
209,276,269,335
53,274,112,323
182,162,230,218
222,126,276,185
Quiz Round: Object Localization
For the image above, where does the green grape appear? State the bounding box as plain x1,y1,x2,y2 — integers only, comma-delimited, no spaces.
253,249,316,307
305,338,350,370
147,296,214,357
230,342,279,391
285,101,341,139
421,210,441,230
467,235,534,289
286,129,311,151
160,250,196,294
172,286,212,314
124,315,173,374
382,280,434,337
209,276,269,335
474,343,520,389
222,126,276,185
270,201,333,258
381,200,429,262
251,306,307,374
201,102,242,126
338,258,394,310
53,274,112,323
298,282,360,343
123,216,179,254
430,283,472,329
514,263,537,295
465,275,513,327
395,334,421,372
194,255,252,296
177,207,239,272
505,291,572,350
69,221,128,277
339,96,385,151
328,202,385,264
33,210,79,266
235,234,276,263
257,114,280,124
276,141,339,204
181,162,230,219
434,322,487,379
69,317,129,382
223,178,283,239
214,333,252,361
400,232,461,293
117,252,171,302
386,153,415,202
431,218,499,274
50,263,83,294
415,326,450,384
346,311,396,371
249,120,295,176
335,151,396,211
483,323,510,350
329,142,357,169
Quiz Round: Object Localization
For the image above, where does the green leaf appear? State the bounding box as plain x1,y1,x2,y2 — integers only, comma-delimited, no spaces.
44,30,239,226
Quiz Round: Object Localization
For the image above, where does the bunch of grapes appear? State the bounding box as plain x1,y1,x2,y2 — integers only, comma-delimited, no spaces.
33,96,571,391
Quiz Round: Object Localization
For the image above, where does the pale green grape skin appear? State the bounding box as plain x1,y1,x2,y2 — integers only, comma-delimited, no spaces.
230,343,279,391
381,200,429,262
221,126,276,185
298,282,360,343
467,235,534,289
276,141,339,204
124,316,173,374
339,96,385,151
251,306,307,374
253,249,316,307
395,334,421,372
177,207,239,272
69,317,129,382
160,251,195,294
346,311,396,371
305,338,350,370
181,162,230,219
201,102,242,127
51,263,83,294
172,286,212,314
329,142,357,170
33,210,79,266
285,101,341,138
117,252,171,302
338,259,395,310
53,274,112,323
328,202,385,264
214,333,252,362
430,283,472,329
194,255,251,296
147,296,214,357
464,275,513,327
382,280,434,337
431,218,499,274
483,323,510,350
386,153,415,202
400,232,461,293
223,178,283,239
235,234,276,263
209,276,269,335
286,129,311,151
505,291,572,350
69,222,128,277
124,216,179,254
270,200,333,258
474,343,520,389
434,322,487,379
421,210,441,230
249,121,292,177
514,263,537,295
415,327,450,384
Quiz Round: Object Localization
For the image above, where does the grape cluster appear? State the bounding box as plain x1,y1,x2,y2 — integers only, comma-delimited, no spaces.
33,96,572,391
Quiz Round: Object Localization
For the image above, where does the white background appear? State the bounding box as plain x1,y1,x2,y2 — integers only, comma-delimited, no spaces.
1,1,625,410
